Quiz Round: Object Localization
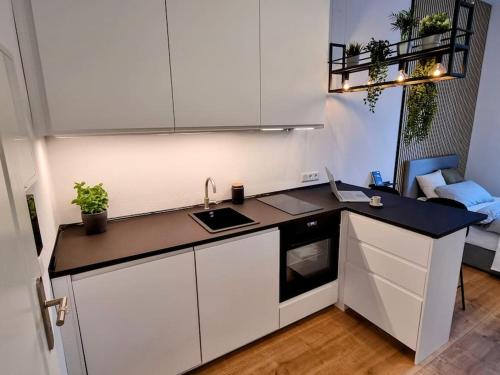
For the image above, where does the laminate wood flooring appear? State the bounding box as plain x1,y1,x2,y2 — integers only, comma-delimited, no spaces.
190,266,500,375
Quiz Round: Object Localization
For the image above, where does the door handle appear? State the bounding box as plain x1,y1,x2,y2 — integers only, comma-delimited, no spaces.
36,277,69,350
44,296,69,326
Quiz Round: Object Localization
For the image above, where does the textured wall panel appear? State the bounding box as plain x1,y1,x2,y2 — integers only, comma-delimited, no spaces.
395,0,491,191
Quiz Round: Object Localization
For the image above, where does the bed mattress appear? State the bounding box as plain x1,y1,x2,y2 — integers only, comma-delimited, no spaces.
466,226,499,252
466,197,500,253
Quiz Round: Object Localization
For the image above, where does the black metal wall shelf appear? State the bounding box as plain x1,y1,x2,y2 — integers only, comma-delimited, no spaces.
328,0,475,94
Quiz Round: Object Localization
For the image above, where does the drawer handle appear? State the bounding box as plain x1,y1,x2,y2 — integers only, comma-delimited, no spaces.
306,221,318,228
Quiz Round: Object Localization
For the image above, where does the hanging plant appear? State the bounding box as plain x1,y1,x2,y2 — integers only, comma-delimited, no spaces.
363,39,390,113
404,59,438,144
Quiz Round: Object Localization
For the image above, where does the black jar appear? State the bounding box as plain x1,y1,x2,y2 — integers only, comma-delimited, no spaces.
231,183,244,204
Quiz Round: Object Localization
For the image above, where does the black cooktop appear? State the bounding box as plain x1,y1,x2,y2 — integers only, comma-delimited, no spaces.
257,194,323,216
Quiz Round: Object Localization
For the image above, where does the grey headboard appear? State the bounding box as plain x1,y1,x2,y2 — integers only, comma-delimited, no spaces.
402,155,459,198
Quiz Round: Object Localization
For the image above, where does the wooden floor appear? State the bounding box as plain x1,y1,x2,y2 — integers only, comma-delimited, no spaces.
190,266,500,375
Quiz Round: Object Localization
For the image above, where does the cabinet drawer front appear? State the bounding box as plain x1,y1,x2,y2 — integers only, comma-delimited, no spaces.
344,262,422,350
348,213,431,267
347,239,427,296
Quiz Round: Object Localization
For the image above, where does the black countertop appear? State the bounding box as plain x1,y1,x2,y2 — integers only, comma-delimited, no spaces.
49,183,486,278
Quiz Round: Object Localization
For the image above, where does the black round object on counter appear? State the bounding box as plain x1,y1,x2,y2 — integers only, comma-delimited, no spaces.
232,183,244,204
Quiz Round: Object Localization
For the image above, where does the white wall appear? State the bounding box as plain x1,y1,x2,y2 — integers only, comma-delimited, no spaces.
46,0,406,224
466,3,500,195
0,1,64,373
327,0,408,187
47,130,336,223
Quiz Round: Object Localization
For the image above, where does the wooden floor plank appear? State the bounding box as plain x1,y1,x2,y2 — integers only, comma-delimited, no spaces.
190,266,500,375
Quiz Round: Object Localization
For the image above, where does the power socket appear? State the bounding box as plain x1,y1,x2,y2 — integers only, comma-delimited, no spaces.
301,171,319,183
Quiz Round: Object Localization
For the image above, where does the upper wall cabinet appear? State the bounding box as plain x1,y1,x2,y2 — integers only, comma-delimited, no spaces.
166,0,261,129
30,0,174,134
260,0,330,126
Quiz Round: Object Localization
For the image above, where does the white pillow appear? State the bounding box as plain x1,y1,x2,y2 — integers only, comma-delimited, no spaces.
416,170,446,198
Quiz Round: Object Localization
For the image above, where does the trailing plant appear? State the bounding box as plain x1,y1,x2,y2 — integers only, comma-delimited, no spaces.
71,181,109,214
404,59,438,144
389,9,418,41
419,12,451,37
363,39,390,113
346,42,363,57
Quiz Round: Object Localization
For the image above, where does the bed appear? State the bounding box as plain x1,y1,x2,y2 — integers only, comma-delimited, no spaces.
402,155,500,277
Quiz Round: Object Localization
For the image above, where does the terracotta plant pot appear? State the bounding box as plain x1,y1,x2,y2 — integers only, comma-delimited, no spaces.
421,34,441,50
82,210,108,235
346,55,359,67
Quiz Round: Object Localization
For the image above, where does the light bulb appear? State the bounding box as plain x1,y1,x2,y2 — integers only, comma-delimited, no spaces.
367,79,374,85
432,63,446,77
342,80,350,91
396,70,409,82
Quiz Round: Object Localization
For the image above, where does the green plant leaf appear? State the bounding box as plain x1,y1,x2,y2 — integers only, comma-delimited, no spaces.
404,59,438,144
363,39,390,113
71,181,109,214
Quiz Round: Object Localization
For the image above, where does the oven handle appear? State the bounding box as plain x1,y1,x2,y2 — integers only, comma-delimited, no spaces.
284,236,332,250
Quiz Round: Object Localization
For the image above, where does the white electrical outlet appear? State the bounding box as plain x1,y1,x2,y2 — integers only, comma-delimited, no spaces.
301,171,319,183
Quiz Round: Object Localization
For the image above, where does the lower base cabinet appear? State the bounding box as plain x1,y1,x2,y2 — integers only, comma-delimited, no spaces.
340,212,467,364
71,250,201,375
195,229,280,363
54,229,281,374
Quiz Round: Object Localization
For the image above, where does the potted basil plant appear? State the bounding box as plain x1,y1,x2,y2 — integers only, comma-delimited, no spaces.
390,9,418,55
71,181,109,235
419,12,451,50
346,42,363,67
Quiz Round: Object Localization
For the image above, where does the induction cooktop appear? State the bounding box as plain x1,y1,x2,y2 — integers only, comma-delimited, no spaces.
257,194,323,216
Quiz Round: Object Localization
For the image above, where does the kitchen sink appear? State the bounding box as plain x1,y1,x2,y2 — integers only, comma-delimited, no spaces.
189,207,258,233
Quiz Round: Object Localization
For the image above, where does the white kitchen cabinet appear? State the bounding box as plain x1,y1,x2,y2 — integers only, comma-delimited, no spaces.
70,250,201,375
260,0,330,127
338,212,467,364
195,229,280,362
30,0,174,134
167,0,261,129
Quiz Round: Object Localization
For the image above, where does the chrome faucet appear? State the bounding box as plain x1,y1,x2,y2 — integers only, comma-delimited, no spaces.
204,177,216,209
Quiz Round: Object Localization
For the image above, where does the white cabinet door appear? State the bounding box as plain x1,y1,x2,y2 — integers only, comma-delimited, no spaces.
195,229,280,362
72,250,201,375
167,0,260,129
260,0,329,126
31,0,174,134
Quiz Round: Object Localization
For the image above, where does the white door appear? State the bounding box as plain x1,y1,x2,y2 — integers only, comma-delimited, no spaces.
195,229,280,363
261,0,329,126
71,250,201,375
167,0,261,129
0,48,57,374
30,0,175,134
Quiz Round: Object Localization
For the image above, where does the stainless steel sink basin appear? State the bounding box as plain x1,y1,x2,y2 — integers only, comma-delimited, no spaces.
189,207,258,233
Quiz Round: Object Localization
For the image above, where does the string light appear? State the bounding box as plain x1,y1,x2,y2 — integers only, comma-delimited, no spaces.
396,70,409,82
342,80,350,91
432,63,446,77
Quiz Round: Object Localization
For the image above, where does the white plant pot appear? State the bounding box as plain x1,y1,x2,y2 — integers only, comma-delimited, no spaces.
421,34,441,50
346,55,359,67
398,40,412,55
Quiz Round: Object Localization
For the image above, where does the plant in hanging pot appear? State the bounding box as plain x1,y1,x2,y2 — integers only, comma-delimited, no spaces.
404,59,439,144
389,9,418,55
363,38,390,113
419,12,451,50
71,181,109,235
346,42,363,67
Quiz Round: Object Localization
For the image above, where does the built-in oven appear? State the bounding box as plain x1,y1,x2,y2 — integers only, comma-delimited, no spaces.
280,212,340,302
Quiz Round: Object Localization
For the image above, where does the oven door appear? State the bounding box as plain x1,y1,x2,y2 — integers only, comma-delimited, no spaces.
280,237,338,302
